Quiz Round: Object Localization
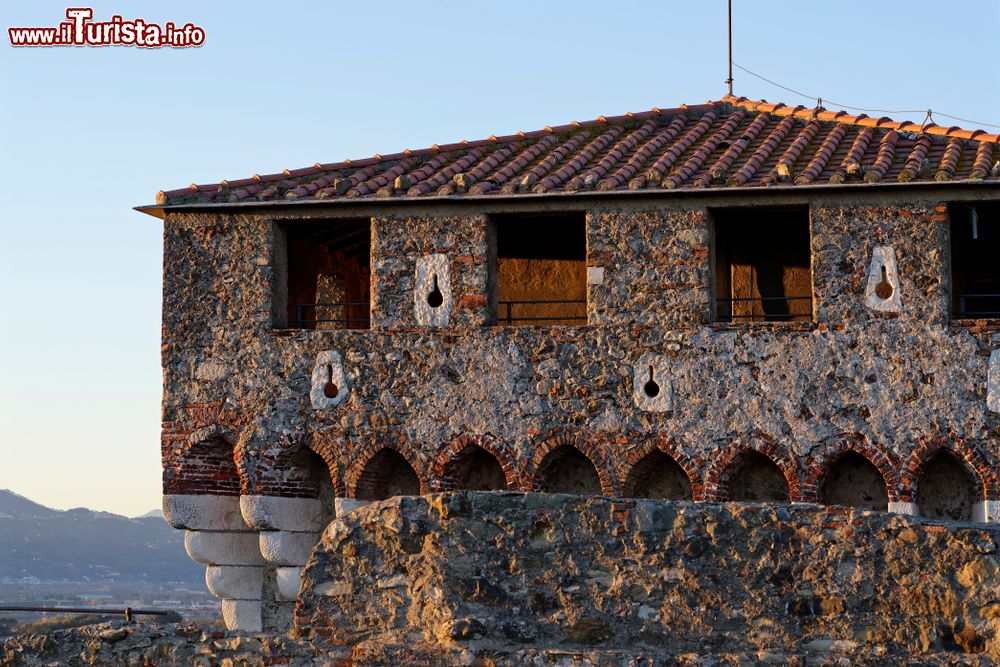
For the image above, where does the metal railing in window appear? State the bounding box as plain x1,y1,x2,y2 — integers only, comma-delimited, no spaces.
292,302,371,329
716,296,813,322
497,299,587,325
954,294,1000,319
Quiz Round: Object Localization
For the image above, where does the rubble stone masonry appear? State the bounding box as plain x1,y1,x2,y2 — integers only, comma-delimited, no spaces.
157,190,1000,632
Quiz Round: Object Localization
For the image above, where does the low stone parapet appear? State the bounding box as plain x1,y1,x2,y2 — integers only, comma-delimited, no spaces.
295,492,1000,660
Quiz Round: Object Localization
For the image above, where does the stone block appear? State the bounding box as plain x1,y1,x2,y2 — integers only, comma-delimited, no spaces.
258,530,320,566
163,494,246,531
184,530,265,566
240,495,326,532
586,266,605,285
275,566,303,601
888,501,918,516
973,500,1000,524
310,350,349,410
205,565,264,600
632,353,672,412
413,253,451,326
220,599,262,632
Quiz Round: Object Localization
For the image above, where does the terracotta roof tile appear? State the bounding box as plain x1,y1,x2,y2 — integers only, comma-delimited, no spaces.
598,116,688,190
795,124,848,185
154,96,1000,207
829,127,875,184
762,120,821,185
697,114,770,187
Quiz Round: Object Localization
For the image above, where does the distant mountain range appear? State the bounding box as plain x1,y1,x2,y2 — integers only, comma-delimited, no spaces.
0,489,201,584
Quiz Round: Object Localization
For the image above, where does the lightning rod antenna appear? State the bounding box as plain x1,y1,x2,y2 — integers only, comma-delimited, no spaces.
726,0,733,96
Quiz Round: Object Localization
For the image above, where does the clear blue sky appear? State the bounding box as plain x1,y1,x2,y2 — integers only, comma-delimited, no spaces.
1,1,998,517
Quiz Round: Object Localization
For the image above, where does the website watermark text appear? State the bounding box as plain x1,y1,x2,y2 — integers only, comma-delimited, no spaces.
9,8,205,48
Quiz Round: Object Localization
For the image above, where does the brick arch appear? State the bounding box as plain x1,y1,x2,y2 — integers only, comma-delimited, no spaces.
704,433,802,502
899,435,997,503
164,425,244,496
428,433,522,492
801,433,900,503
343,436,429,499
616,434,704,500
253,430,345,498
523,430,615,496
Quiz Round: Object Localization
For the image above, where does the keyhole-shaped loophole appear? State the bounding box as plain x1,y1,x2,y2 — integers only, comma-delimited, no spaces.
427,274,444,308
643,365,660,398
323,365,339,398
875,265,893,300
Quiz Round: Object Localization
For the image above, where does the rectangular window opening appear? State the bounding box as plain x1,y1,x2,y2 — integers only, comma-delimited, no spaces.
275,218,371,330
712,206,813,323
490,213,587,326
951,202,1000,319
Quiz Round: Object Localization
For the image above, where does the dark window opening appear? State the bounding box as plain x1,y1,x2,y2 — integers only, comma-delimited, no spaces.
623,451,692,500
274,219,371,329
491,213,587,325
820,453,888,512
916,451,976,521
713,207,812,322
539,446,601,495
726,452,790,502
356,449,420,501
951,203,1000,319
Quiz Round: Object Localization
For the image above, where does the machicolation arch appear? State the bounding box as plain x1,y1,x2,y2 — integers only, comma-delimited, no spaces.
704,436,799,502
429,434,520,492
725,452,791,502
525,432,615,495
170,435,242,496
915,451,977,521
353,448,422,501
802,435,899,507
819,452,890,512
537,446,602,495
623,451,693,500
282,446,337,525
901,438,997,521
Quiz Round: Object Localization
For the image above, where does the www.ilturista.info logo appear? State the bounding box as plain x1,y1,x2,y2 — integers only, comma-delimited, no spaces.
8,8,205,47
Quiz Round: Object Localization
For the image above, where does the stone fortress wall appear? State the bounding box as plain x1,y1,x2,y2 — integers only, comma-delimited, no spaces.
157,190,1000,631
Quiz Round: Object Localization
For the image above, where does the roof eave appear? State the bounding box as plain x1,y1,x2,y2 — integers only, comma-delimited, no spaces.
137,179,1000,218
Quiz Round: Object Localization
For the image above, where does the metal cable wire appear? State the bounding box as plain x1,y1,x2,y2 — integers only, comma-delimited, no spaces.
731,62,1000,129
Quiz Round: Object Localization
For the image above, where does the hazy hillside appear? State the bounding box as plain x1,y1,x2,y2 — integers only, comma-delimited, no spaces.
0,490,201,584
